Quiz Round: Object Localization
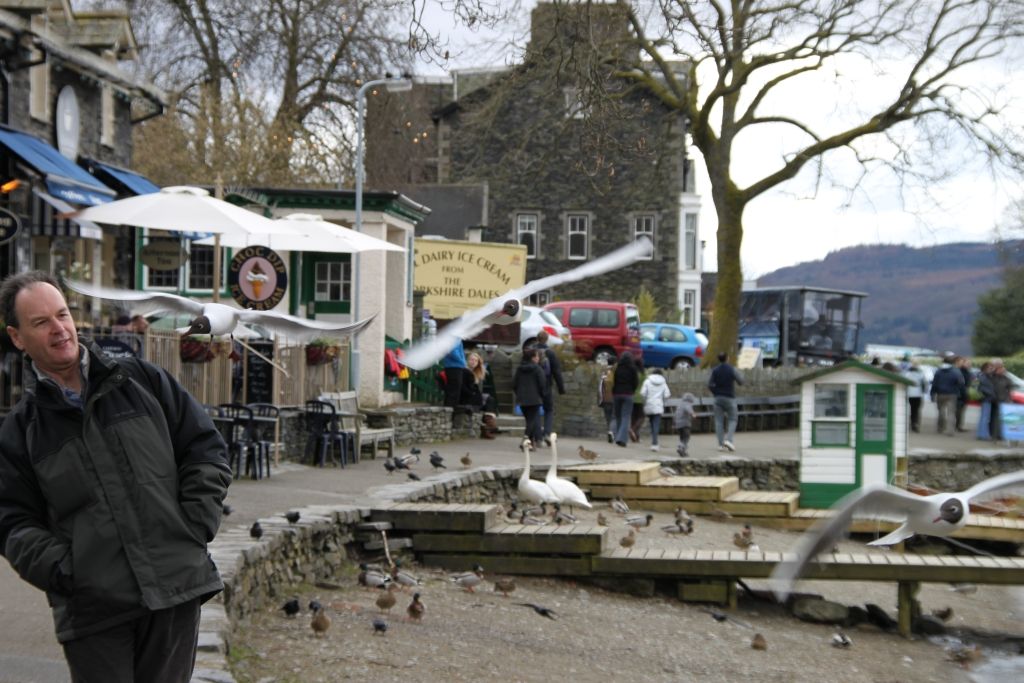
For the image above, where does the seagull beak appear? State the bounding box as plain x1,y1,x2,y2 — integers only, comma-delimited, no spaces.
932,515,942,523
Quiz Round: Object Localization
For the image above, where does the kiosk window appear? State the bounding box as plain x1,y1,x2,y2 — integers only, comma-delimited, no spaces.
813,422,850,446
814,384,848,418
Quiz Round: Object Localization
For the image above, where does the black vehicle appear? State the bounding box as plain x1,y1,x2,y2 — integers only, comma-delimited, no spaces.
738,286,867,367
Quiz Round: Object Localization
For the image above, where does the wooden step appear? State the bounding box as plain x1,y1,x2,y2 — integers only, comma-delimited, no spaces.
413,524,608,555
720,491,799,517
370,503,498,533
588,476,739,502
755,509,1024,543
560,462,663,487
419,553,593,576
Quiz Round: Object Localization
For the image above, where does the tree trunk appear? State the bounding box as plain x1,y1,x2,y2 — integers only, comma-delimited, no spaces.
704,177,745,367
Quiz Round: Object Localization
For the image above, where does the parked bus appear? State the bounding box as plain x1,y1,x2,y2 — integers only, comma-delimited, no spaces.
738,286,867,367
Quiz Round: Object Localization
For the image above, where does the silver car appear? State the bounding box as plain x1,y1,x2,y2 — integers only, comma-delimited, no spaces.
520,305,571,350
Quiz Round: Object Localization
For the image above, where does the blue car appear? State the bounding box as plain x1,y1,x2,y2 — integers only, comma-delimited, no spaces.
639,323,708,369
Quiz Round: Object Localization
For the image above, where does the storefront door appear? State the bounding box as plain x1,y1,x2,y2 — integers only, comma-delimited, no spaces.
856,384,893,487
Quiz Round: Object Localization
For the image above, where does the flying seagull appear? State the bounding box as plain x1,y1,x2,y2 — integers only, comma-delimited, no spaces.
770,471,1024,600
64,279,374,341
399,237,653,370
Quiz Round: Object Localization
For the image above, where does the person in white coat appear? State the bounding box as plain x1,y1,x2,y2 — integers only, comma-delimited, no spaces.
640,369,671,451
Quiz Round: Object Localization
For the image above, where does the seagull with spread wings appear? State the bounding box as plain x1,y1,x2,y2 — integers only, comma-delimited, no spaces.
64,280,374,341
770,471,1024,600
400,237,653,370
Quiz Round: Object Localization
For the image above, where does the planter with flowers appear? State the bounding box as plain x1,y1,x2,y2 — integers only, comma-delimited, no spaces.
305,338,341,366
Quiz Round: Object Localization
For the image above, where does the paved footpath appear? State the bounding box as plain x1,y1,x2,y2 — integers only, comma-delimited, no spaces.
2,403,1018,682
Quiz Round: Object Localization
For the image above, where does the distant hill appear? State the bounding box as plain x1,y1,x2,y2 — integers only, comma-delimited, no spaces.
755,242,1018,356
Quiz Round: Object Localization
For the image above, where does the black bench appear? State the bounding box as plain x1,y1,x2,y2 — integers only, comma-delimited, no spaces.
662,394,800,433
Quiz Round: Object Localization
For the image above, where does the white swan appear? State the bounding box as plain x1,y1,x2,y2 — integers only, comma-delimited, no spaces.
518,438,558,506
545,434,592,509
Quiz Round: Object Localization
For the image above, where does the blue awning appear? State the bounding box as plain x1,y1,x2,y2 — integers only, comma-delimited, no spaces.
0,126,115,206
87,160,160,196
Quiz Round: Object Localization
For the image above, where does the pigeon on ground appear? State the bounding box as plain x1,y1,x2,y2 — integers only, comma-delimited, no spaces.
429,452,446,470
308,599,322,613
409,447,422,455
285,510,301,524
515,602,557,620
64,279,375,341
702,607,752,629
399,238,652,370
372,618,388,636
222,504,233,517
281,598,300,617
408,472,421,482
771,471,1024,600
249,521,263,540
932,606,954,622
383,457,396,475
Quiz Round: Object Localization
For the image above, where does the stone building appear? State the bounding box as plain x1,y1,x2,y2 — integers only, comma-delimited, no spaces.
366,2,704,325
0,1,164,287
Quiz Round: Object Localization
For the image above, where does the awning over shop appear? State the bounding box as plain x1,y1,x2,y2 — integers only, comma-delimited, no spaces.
32,188,103,240
82,159,159,196
0,126,115,206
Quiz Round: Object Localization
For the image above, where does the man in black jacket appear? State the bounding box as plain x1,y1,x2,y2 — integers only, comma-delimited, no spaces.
0,271,231,683
534,331,565,446
708,352,744,452
930,353,965,436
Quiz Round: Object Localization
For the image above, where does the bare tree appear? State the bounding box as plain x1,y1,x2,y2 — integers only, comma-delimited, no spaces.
606,0,1024,364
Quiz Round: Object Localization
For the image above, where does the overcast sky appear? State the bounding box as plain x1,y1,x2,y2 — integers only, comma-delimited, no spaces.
414,1,1023,278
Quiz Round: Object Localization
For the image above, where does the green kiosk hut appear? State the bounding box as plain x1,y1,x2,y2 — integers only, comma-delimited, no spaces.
795,360,912,508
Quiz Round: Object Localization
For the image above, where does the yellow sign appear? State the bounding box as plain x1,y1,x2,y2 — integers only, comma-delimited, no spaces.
413,239,528,319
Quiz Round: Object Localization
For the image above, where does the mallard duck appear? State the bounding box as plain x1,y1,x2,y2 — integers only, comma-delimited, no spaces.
751,633,767,650
450,564,485,592
407,592,425,622
493,577,517,597
932,606,954,622
518,438,558,506
674,507,693,525
311,606,331,636
551,502,577,525
625,513,654,530
661,522,691,536
733,532,755,550
358,563,391,589
620,529,636,548
375,583,398,613
740,523,754,540
397,452,419,466
610,496,630,515
519,511,546,526
578,445,599,461
710,505,733,521
460,452,473,468
597,512,609,526
391,562,422,589
544,434,592,510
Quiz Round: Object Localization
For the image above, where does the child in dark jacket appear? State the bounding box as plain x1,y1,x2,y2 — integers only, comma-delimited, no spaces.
673,392,696,457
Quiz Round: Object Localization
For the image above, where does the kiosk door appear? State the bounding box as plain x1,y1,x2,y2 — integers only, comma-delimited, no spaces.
856,384,893,487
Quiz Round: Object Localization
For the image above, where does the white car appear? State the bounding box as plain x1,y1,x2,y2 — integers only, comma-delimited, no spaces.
520,305,571,350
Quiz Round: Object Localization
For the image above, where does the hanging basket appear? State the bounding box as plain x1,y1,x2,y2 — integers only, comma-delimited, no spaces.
180,338,215,363
305,344,339,366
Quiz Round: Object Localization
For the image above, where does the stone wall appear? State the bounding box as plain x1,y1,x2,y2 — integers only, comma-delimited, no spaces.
907,453,1024,491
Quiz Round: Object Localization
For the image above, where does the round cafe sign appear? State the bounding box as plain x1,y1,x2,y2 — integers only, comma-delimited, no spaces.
228,246,287,310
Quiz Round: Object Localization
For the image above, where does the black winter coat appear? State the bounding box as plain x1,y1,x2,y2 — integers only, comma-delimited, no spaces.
0,344,231,642
611,360,639,396
513,360,547,408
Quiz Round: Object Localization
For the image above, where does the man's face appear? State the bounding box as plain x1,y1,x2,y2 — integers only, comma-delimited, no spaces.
7,283,80,376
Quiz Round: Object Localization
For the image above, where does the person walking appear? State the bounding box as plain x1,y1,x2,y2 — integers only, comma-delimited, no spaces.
534,331,565,446
708,352,744,452
674,392,696,457
630,358,647,442
990,358,1013,443
597,363,616,443
930,354,964,436
641,368,671,451
0,271,231,683
977,361,995,440
611,351,640,447
902,361,928,433
955,356,972,432
513,348,547,448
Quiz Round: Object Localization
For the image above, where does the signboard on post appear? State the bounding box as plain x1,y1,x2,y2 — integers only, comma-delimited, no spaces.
413,239,528,320
0,207,21,245
737,345,762,370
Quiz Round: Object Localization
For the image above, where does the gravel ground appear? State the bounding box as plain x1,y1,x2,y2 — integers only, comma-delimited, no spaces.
229,507,1024,683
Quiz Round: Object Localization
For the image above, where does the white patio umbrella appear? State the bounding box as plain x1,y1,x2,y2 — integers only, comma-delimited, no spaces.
193,213,406,253
73,185,281,235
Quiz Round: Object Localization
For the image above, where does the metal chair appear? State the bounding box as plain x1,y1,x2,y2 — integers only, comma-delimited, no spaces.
303,399,351,468
246,403,280,478
218,403,261,479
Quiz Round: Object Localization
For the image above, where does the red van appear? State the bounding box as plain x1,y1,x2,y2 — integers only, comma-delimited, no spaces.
542,301,642,365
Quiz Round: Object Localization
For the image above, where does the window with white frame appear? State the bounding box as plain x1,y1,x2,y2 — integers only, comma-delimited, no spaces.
101,85,115,147
684,213,698,270
143,238,222,292
633,214,654,258
563,87,588,119
528,290,551,306
682,289,696,326
315,260,351,302
566,214,588,260
516,213,538,258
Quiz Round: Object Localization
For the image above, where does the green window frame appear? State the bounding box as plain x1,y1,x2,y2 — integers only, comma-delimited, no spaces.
302,253,352,314
812,421,851,447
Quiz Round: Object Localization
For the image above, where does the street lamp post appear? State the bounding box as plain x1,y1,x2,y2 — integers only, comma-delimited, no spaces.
350,75,412,390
